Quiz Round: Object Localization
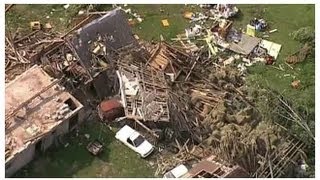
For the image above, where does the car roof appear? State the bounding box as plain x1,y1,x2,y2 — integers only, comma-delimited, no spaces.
116,125,136,139
129,131,140,140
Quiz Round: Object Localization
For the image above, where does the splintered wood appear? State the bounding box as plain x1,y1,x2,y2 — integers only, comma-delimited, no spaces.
5,29,61,82
153,57,307,177
155,142,207,176
118,63,170,123
5,11,309,178
147,42,192,81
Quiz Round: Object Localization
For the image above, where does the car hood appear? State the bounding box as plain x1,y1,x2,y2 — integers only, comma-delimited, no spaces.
136,140,154,156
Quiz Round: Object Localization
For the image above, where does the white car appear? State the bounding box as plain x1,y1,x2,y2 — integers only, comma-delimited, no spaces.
115,125,154,158
163,164,189,178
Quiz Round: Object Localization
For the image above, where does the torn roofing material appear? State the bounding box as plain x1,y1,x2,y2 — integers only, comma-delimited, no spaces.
185,157,249,178
228,33,261,55
72,8,137,69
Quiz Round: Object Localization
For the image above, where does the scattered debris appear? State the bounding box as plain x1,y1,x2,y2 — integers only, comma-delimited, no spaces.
183,11,194,20
291,80,301,89
211,4,239,19
250,18,268,31
84,134,91,139
30,21,41,30
246,24,256,37
260,40,282,60
44,23,53,31
5,6,310,178
63,4,70,9
228,33,261,55
286,43,311,64
78,10,85,15
134,34,140,40
162,19,170,27
87,139,104,156
265,55,275,65
185,24,202,38
269,29,278,33
5,4,14,12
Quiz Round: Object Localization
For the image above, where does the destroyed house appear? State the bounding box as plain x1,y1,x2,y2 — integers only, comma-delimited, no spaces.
69,8,140,100
5,65,84,177
184,156,249,178
117,63,170,122
72,8,137,69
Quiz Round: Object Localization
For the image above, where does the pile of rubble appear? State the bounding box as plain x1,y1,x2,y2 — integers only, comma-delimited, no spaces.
5,6,308,178
173,4,282,76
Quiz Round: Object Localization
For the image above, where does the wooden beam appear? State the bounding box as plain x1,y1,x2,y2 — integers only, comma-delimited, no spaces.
5,4,14,12
132,117,159,139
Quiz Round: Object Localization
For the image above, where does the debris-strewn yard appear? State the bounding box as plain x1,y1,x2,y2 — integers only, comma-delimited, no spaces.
5,4,314,178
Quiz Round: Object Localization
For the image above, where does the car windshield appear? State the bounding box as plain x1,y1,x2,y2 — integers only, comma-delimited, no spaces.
133,135,145,147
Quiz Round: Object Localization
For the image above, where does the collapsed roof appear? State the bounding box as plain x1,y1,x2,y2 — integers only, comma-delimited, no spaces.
117,63,170,122
5,65,83,162
72,8,137,70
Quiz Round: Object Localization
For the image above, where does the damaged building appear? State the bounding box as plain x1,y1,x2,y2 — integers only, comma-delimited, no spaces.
70,8,143,100
5,65,84,177
5,5,310,178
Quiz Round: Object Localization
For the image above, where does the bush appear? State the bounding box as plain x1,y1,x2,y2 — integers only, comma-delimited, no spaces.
290,27,315,45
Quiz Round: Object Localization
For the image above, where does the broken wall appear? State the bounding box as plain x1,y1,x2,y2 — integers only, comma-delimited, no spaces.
41,133,55,152
5,144,36,177
55,119,70,136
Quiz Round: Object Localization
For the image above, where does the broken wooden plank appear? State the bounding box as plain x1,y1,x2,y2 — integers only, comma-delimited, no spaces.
132,117,160,138
5,4,14,12
185,59,197,81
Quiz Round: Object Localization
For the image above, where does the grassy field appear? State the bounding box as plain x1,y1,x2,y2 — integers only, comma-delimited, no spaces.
6,4,315,177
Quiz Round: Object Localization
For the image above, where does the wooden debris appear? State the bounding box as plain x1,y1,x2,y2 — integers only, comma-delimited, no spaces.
30,21,41,30
184,11,194,19
291,80,301,89
161,19,170,27
4,11,310,179
286,43,312,64
5,4,14,12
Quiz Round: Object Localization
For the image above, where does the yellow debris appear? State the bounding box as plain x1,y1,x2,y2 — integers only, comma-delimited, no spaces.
183,11,194,19
161,19,170,27
246,24,255,37
30,21,41,30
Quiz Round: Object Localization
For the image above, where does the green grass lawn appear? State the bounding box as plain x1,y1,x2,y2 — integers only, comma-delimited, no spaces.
129,4,194,41
7,4,315,177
